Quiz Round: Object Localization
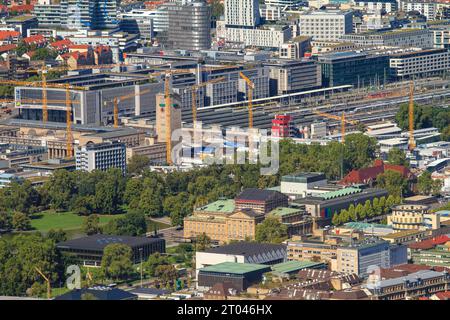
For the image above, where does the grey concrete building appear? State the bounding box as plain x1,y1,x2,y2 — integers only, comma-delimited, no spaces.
167,0,211,51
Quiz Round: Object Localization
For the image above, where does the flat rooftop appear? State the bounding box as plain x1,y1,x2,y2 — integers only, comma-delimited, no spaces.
57,234,164,251
269,207,303,217
195,199,235,214
199,262,270,275
271,260,324,274
203,241,285,256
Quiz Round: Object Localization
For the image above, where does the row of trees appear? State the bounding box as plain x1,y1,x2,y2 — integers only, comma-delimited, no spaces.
395,103,450,142
0,134,380,230
332,195,401,226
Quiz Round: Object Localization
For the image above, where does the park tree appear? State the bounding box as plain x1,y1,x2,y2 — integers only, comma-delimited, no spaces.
46,229,67,243
163,192,192,226
441,125,450,142
124,178,143,209
0,181,41,214
101,244,133,280
377,170,409,198
387,148,409,167
45,170,76,211
379,196,387,214
71,195,95,216
12,212,31,231
255,217,288,244
356,203,366,220
0,212,12,231
195,233,212,251
332,212,340,226
344,133,378,172
363,200,374,218
0,234,58,296
127,155,151,176
339,209,350,224
103,210,147,236
155,265,178,286
144,252,169,277
417,171,443,196
93,169,125,214
348,204,357,222
82,214,102,235
372,198,382,216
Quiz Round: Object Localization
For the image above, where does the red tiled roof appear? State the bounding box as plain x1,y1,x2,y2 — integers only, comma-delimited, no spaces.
23,34,46,45
0,43,17,52
434,291,450,300
381,264,450,278
68,44,90,51
95,45,111,53
408,235,450,250
50,39,73,50
339,160,414,185
0,30,20,40
9,5,34,12
23,50,36,58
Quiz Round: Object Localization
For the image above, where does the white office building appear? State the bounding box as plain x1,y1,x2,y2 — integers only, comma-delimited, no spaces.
299,10,353,41
389,48,450,79
223,24,292,48
399,0,438,20
76,141,127,174
224,0,261,27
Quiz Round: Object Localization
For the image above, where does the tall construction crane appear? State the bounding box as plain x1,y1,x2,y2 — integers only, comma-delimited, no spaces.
239,72,255,129
312,110,359,143
0,79,86,158
109,88,153,128
35,267,51,300
408,81,416,151
191,76,225,126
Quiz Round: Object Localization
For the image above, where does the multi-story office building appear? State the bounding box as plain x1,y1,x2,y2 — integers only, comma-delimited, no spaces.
340,29,434,48
411,242,450,267
264,59,322,95
318,51,390,87
224,0,261,27
287,240,338,262
298,10,353,41
336,240,393,277
119,10,154,40
223,23,292,48
75,141,127,173
264,0,304,21
431,27,450,49
389,48,450,80
399,0,438,20
167,0,211,51
15,73,163,125
279,36,311,60
34,0,120,30
352,0,398,13
33,0,62,27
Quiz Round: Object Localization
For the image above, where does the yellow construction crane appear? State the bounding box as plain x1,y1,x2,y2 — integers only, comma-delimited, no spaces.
35,267,51,300
109,88,153,128
239,72,255,129
408,81,416,151
191,76,225,126
312,110,359,143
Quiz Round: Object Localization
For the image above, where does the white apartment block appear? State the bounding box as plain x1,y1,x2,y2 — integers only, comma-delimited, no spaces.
225,0,261,27
340,29,434,48
399,0,438,20
432,28,450,49
352,0,398,13
389,48,450,79
224,25,292,48
299,10,353,41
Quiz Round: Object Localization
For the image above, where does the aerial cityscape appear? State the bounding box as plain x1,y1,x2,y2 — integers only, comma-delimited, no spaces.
0,0,449,305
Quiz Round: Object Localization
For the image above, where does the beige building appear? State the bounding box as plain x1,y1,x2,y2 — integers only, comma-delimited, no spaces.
387,204,439,231
183,199,265,244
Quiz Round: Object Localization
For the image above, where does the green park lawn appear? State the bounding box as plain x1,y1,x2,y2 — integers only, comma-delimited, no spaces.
30,210,124,233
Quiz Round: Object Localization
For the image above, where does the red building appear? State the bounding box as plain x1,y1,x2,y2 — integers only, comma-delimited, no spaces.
271,114,292,138
339,159,414,187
